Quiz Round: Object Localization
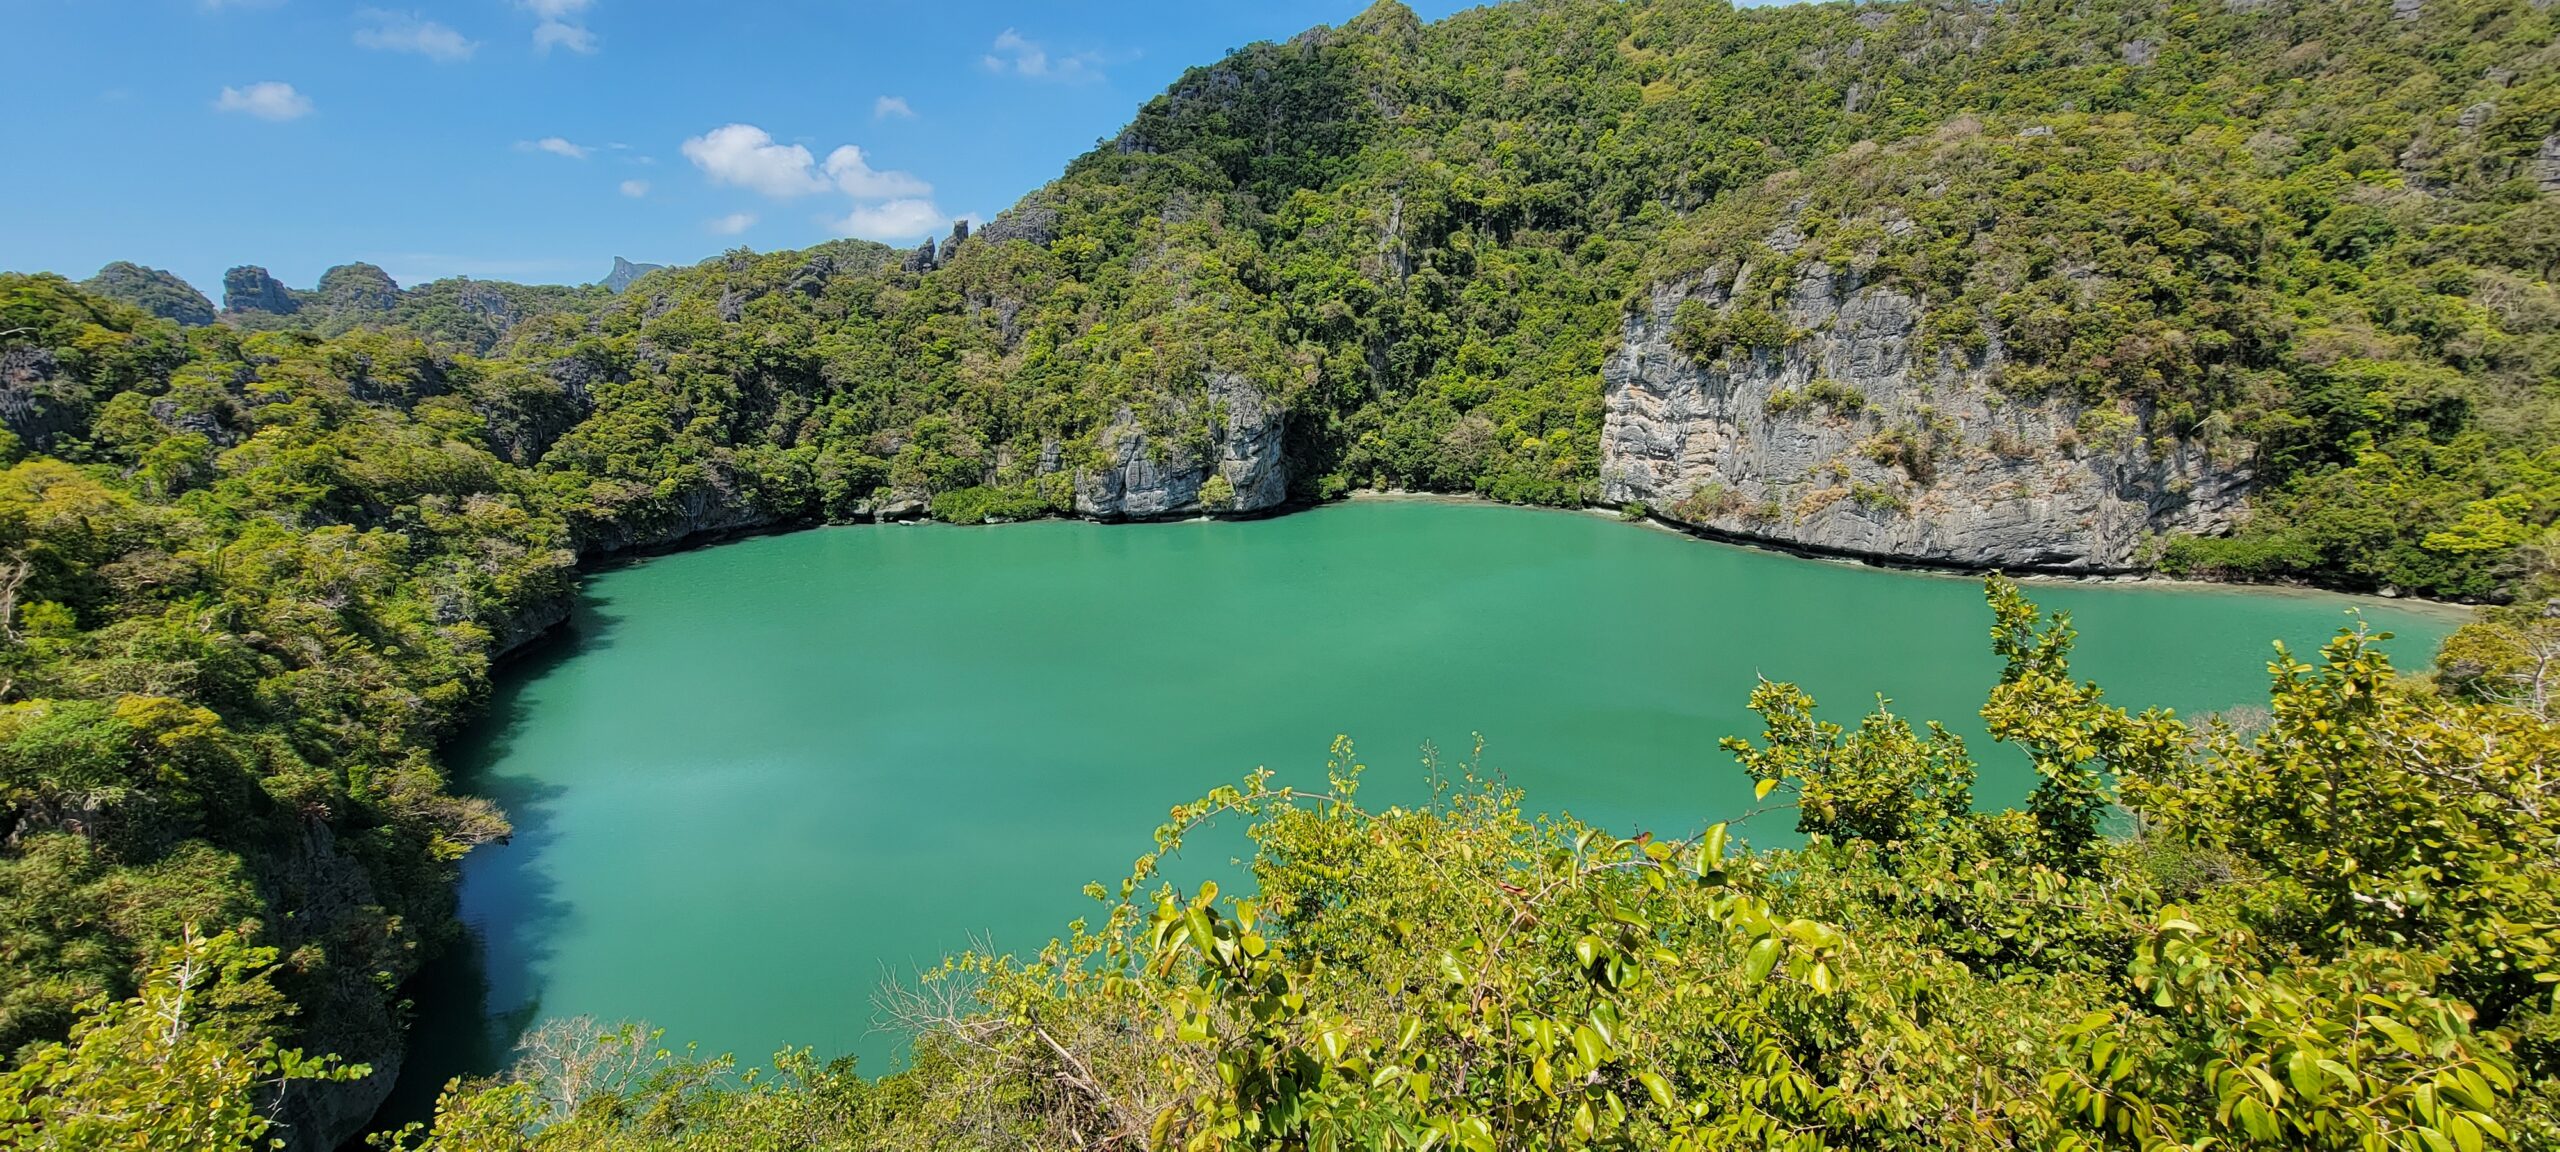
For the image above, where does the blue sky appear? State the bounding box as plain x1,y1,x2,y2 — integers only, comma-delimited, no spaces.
1,0,1477,297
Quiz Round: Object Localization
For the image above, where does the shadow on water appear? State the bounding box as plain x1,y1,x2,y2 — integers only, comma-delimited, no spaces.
364,592,626,1138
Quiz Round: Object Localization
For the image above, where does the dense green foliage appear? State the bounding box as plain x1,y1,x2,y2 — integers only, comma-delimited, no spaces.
0,272,550,1104
6,0,2560,1143
43,0,2560,595
0,926,361,1151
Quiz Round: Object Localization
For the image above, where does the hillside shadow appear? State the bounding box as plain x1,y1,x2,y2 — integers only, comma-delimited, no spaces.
365,592,625,1139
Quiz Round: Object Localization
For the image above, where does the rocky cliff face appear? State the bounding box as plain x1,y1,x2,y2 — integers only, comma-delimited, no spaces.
601,257,666,294
1601,267,2248,571
1074,373,1289,518
222,266,302,316
0,348,94,451
261,822,413,1152
568,465,788,557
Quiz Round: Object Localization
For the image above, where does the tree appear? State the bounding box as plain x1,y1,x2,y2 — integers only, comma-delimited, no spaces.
0,925,362,1152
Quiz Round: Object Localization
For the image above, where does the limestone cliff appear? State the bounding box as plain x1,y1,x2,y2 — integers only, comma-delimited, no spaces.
222,266,303,316
0,347,94,451
1601,266,2247,571
1074,373,1289,518
600,257,666,294
566,468,788,557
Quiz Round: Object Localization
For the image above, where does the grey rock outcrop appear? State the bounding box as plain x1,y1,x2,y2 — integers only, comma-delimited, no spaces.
571,463,787,556
473,355,602,465
787,252,838,296
0,348,92,451
477,560,580,658
222,266,302,315
601,257,666,293
1074,373,1289,518
2538,135,2560,195
1601,267,2247,571
940,219,971,264
451,281,522,326
148,395,242,446
977,195,1060,248
260,819,413,1152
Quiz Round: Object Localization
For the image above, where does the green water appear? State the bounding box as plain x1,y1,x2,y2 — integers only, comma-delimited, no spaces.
389,499,2461,1114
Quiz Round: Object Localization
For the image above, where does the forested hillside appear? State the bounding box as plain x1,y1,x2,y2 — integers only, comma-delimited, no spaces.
38,0,2560,595
2,0,2559,1146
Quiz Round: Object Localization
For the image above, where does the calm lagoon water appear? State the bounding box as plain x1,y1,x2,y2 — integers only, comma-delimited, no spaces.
385,498,2462,1117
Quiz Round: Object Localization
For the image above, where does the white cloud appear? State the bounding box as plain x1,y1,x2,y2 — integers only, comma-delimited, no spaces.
215,81,312,121
619,179,650,198
982,28,1104,83
831,199,945,240
707,213,758,236
682,124,831,197
534,20,595,53
524,0,596,53
682,124,934,201
823,146,931,199
354,11,478,62
519,136,591,159
684,122,941,241
873,95,914,120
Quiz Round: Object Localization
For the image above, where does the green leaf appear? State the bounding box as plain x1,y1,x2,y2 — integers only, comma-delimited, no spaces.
1744,937,1782,983
1573,1023,1607,1068
2368,1015,2427,1058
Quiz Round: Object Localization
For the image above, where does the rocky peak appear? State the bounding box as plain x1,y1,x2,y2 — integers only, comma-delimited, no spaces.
81,262,215,326
222,266,301,316
938,220,971,264
1343,0,1423,43
602,257,665,294
315,263,402,315
901,237,938,274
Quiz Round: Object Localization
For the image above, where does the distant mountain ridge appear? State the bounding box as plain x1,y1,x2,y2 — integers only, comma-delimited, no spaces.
76,257,660,347
202,261,619,353
602,256,666,293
